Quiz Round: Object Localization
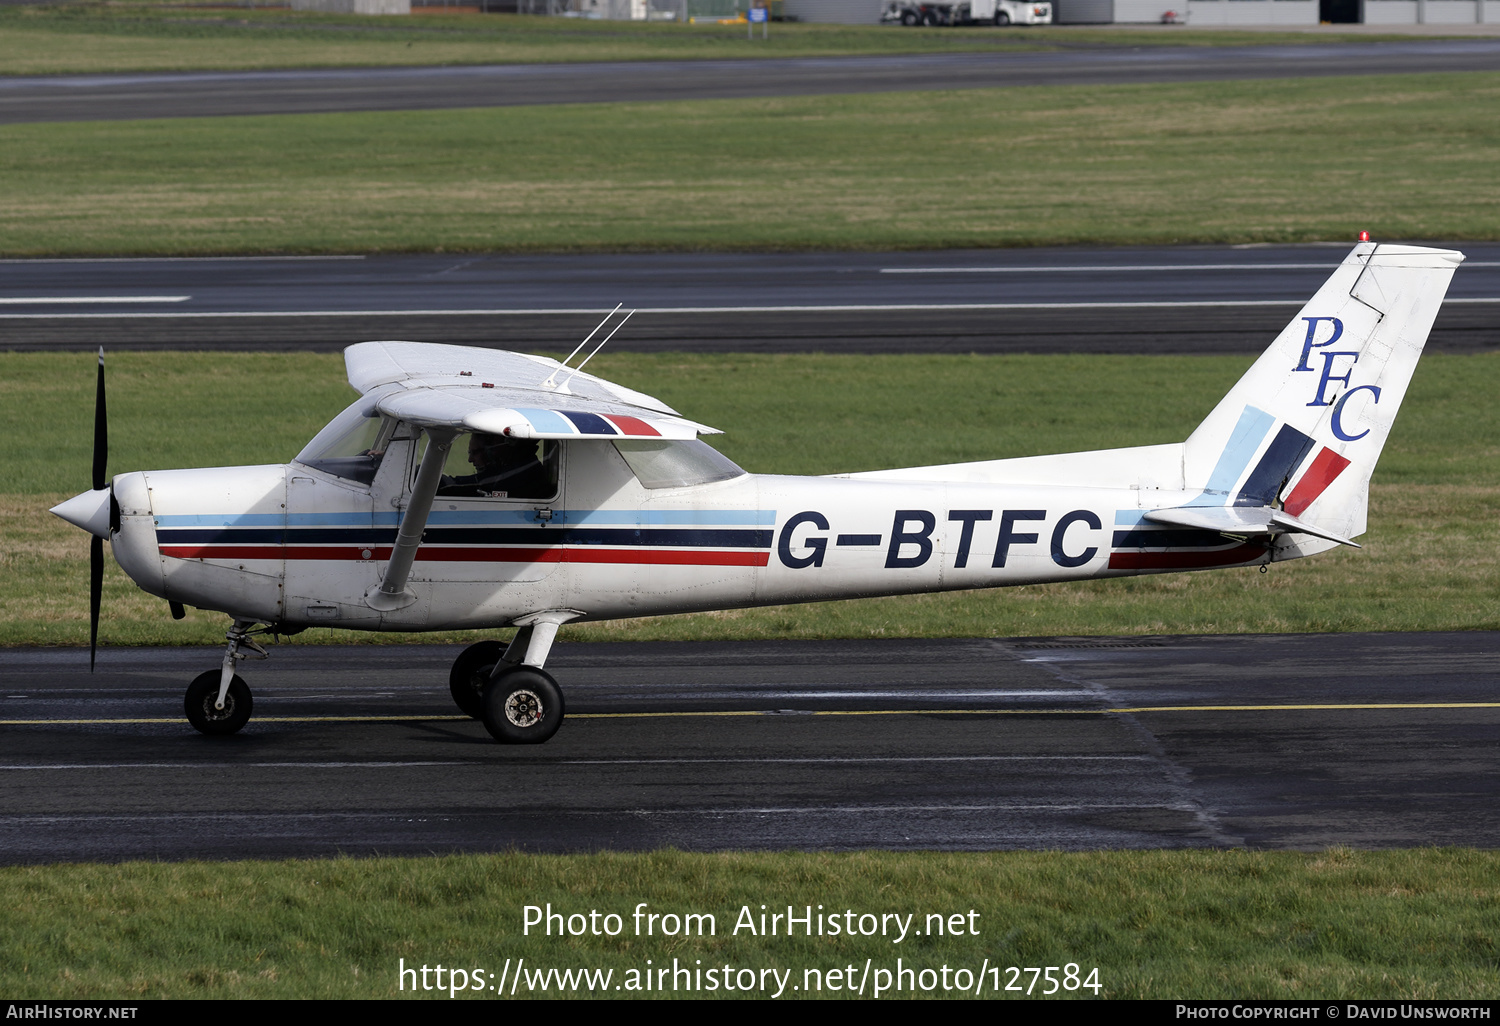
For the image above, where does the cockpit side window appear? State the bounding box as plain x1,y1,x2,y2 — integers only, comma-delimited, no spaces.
434,433,560,500
294,398,398,486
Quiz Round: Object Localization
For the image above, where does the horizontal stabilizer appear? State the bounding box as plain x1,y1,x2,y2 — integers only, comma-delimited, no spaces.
1144,505,1361,548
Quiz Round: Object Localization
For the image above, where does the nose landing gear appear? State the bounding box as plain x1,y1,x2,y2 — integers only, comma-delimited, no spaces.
185,619,269,736
185,669,252,735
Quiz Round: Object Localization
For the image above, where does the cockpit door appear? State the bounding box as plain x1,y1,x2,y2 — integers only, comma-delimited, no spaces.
411,433,564,585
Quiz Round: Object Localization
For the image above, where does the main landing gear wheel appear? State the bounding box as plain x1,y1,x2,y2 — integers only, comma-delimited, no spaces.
481,667,565,745
449,640,505,719
185,669,252,736
994,10,1010,23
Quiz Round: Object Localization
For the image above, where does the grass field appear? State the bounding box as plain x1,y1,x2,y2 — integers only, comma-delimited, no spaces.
4,72,1500,255
8,350,1497,647
5,848,1499,998
0,2,1425,76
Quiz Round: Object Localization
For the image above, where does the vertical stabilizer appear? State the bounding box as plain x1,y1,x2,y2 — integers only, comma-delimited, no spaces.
1180,242,1463,546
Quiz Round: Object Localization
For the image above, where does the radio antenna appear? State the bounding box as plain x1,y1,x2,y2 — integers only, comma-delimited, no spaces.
557,308,635,390
544,303,623,389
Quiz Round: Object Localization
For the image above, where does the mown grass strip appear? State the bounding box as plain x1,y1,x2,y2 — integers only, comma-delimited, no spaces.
5,350,1497,646
0,2,1431,76
3,849,1499,998
3,72,1499,254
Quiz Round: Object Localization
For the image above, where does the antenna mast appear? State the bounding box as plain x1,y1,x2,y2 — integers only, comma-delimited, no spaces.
543,303,623,389
557,309,635,390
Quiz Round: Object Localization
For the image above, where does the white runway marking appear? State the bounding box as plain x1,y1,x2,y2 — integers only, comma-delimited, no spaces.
0,295,188,305
0,256,365,263
0,300,1330,319
0,299,1495,320
883,263,1342,274
883,261,1500,274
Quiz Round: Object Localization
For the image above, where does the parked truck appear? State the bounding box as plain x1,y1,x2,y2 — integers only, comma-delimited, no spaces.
880,0,1051,24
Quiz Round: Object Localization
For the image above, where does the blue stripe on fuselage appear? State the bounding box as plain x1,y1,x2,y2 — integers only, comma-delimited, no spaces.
155,509,778,528
157,526,774,549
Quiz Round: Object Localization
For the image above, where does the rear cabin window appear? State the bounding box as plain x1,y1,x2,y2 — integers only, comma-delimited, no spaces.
613,439,745,489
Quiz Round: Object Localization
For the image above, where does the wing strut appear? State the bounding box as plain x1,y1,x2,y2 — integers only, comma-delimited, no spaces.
367,427,456,612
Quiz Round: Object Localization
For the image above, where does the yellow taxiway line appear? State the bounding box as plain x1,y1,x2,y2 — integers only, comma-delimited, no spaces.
6,701,1500,727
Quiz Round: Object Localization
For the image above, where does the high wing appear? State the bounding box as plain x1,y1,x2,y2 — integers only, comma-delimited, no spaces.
345,340,720,613
345,340,720,440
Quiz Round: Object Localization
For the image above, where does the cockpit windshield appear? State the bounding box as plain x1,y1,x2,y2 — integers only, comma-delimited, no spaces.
294,397,398,485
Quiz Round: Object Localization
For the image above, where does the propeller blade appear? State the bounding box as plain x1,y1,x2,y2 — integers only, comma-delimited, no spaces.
90,535,103,673
90,348,107,672
92,348,107,492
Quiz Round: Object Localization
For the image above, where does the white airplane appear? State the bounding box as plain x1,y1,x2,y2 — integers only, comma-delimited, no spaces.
51,241,1463,744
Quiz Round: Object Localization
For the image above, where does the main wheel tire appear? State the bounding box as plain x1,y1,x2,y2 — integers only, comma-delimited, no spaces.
900,9,919,23
185,670,252,736
994,9,1010,22
481,667,565,745
449,640,506,719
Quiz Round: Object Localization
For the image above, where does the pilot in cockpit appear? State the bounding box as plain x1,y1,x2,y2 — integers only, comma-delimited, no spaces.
439,432,554,499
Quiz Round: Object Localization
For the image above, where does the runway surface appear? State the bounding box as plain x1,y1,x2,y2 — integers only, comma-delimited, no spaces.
4,40,1500,125
2,632,1497,863
4,244,1497,354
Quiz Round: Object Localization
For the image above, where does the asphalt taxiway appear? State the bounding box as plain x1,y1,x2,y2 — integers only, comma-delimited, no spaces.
4,40,1500,125
4,244,1497,353
2,633,1496,863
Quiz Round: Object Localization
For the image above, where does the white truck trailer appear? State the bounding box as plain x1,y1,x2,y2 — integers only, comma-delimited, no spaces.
880,0,1052,24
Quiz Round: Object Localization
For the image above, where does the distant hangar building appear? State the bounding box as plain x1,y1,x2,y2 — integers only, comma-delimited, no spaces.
747,0,1493,25
300,0,1494,26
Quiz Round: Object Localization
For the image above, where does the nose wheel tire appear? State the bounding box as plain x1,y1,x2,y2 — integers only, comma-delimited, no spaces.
481,667,565,745
449,640,505,719
185,670,253,735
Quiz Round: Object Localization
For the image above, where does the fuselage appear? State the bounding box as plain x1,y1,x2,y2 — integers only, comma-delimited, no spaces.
109,434,1285,634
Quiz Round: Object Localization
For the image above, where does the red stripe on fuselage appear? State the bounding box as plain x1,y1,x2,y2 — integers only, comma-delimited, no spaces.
159,544,769,567
1282,447,1352,517
1108,543,1268,571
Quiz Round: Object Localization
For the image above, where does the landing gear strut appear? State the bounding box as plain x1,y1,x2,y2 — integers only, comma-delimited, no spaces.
448,612,576,745
185,619,268,736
